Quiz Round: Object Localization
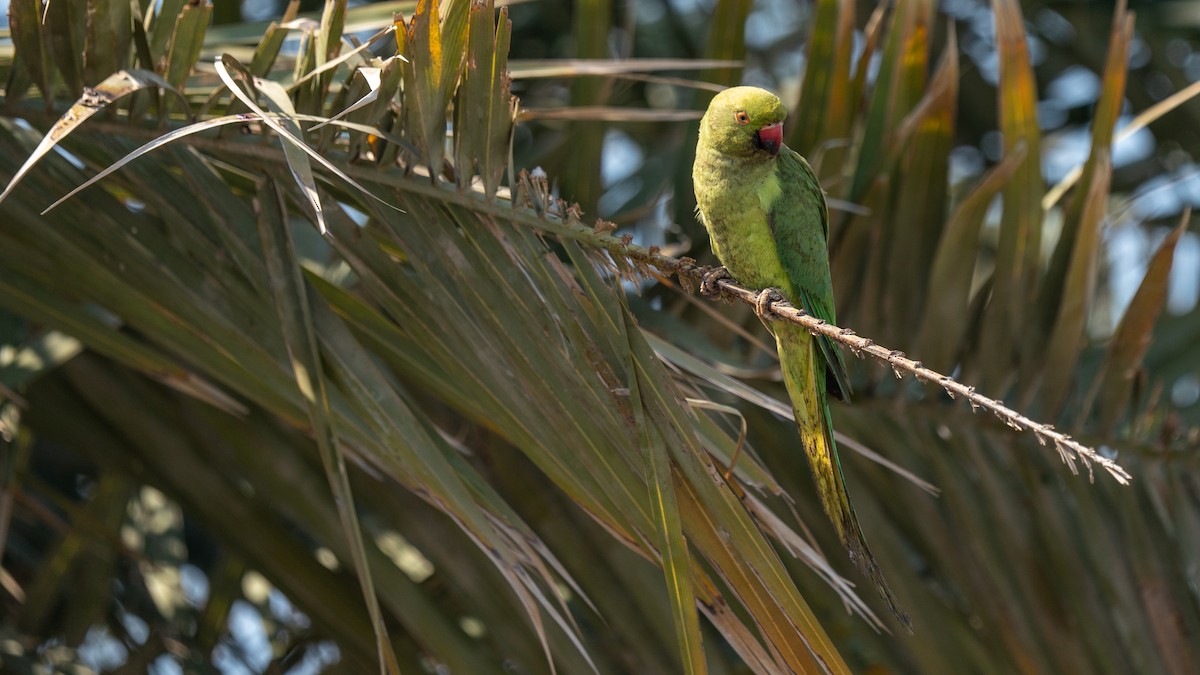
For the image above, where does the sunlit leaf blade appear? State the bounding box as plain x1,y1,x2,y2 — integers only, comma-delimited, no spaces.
648,334,782,491
317,0,348,65
39,110,411,216
831,174,890,327
290,25,398,93
308,203,610,672
0,69,187,205
1045,77,1200,211
312,64,386,130
1059,17,1132,205
915,146,1027,371
398,0,468,179
809,0,856,179
289,0,346,115
149,0,189,61
1037,154,1112,416
973,0,1045,391
37,113,270,213
623,312,707,675
248,10,298,77
880,28,956,348
439,0,471,95
616,327,853,670
845,0,929,203
83,0,132,85
7,0,52,106
1085,214,1188,434
1028,2,1134,390
672,476,848,674
162,3,211,92
214,54,404,231
216,56,327,231
850,2,886,120
255,178,400,675
646,330,932,496
44,0,85,96
1033,4,1133,414
455,0,516,197
789,0,839,154
329,56,407,157
741,490,886,628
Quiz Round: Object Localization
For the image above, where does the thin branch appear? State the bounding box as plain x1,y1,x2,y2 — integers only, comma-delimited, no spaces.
713,282,1132,485
504,178,1132,485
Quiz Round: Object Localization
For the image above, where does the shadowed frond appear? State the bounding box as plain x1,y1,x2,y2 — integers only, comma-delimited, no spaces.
1,0,1196,673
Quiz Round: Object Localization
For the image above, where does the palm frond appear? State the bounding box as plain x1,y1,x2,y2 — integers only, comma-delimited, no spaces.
1,0,1197,673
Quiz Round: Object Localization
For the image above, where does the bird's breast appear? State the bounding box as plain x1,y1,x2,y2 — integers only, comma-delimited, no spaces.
694,155,789,290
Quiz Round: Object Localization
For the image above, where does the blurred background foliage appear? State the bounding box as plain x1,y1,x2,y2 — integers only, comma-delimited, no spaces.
1,0,1199,673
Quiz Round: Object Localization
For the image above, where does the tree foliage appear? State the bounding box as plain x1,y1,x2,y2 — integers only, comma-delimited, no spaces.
0,0,1197,673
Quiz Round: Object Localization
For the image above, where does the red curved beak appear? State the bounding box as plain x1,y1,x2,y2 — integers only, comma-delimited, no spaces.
754,122,783,157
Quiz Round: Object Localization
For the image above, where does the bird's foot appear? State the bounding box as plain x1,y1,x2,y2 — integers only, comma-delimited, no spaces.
754,288,786,321
699,266,732,297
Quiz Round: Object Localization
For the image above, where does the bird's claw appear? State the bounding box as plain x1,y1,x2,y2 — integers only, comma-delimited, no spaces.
755,288,785,321
700,266,732,297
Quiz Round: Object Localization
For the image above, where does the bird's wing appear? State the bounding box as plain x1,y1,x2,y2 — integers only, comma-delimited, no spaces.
769,149,853,400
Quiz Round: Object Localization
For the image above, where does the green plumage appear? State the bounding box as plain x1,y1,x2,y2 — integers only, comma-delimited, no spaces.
693,86,908,628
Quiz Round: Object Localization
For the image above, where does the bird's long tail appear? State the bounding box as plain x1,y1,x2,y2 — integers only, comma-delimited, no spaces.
775,322,910,629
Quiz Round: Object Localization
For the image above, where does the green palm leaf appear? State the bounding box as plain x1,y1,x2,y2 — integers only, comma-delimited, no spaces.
1,0,1196,673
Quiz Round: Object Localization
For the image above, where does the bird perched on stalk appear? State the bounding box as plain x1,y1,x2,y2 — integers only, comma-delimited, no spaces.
692,86,908,628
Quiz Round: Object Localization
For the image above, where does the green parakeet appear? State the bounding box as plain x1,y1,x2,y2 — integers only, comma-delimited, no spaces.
693,86,908,627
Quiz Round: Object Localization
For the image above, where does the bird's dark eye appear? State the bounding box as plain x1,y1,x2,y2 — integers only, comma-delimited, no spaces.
735,111,750,125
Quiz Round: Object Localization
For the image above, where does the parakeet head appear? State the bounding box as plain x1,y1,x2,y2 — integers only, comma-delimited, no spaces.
699,86,787,159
